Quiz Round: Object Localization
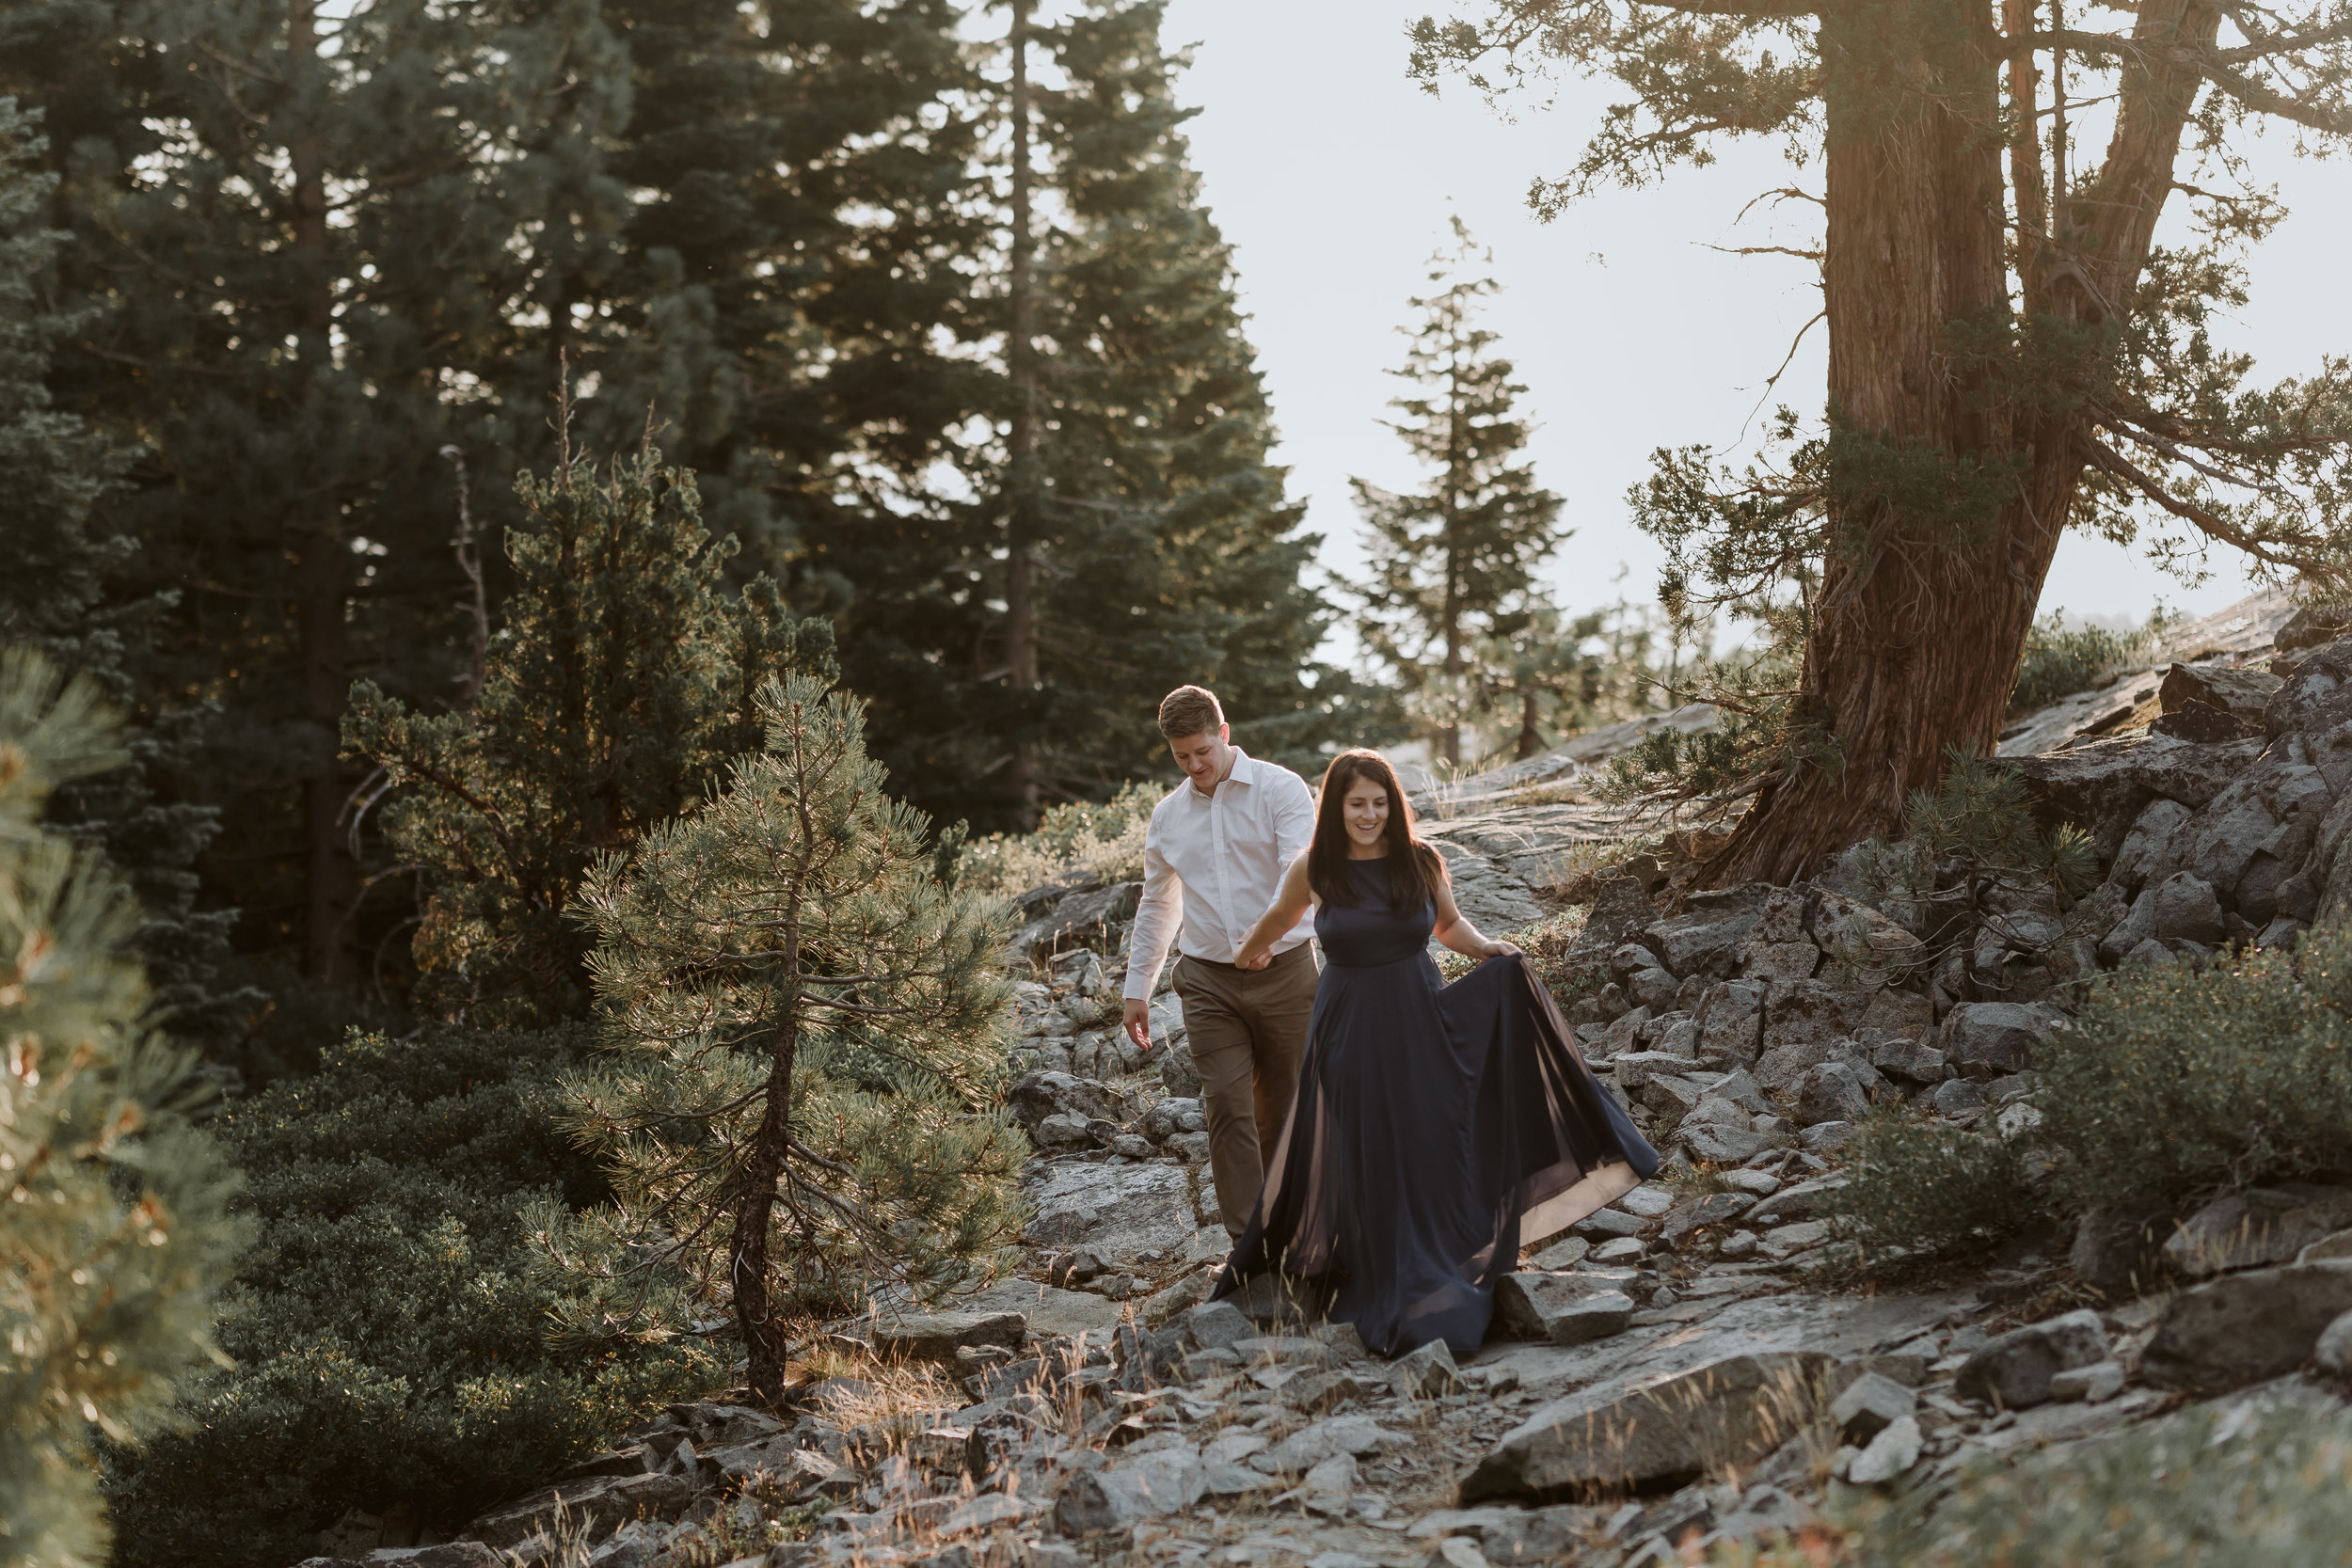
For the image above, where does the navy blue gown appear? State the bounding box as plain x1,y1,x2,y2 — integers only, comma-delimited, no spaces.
1215,857,1660,1359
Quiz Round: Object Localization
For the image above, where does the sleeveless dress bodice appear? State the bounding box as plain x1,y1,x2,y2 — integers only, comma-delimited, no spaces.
1216,852,1659,1358
1314,859,1440,968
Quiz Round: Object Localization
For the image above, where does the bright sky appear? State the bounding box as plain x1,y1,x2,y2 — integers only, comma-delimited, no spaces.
1157,0,2352,652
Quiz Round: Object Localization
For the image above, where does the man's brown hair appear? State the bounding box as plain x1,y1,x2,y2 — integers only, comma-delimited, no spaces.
1157,685,1225,740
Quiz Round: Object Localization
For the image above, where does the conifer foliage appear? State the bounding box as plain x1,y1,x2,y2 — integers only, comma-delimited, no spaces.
1355,219,1566,767
344,445,834,1025
0,652,245,1568
556,673,1024,1405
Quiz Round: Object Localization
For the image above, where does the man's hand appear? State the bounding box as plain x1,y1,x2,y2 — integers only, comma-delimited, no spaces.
1123,997,1154,1053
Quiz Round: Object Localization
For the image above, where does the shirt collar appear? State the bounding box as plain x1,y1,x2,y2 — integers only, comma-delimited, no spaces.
1187,746,1254,800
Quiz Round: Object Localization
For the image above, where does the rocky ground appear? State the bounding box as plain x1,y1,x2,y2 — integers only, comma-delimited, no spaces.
300,588,2352,1568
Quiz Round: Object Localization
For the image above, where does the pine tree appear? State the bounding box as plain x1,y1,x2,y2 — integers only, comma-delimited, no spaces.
837,0,1343,830
1354,220,1567,768
343,442,834,1025
555,673,1025,1407
2,0,636,986
0,651,246,1568
0,96,242,1061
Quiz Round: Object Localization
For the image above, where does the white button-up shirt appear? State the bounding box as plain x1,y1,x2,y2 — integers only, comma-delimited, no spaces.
1122,747,1317,1001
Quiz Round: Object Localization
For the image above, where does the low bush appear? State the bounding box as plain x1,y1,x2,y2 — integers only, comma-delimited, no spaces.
105,1024,714,1568
2037,926,2352,1214
950,780,1159,897
1829,924,2352,1265
2008,610,2155,714
1826,1103,2047,1261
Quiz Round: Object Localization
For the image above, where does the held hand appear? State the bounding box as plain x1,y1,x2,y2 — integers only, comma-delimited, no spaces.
1235,941,1273,972
1122,997,1154,1054
1485,940,1522,958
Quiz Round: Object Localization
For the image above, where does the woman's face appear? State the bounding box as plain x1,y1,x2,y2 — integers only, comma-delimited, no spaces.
1342,775,1391,850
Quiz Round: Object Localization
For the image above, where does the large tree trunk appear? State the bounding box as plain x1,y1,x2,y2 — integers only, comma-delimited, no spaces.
1002,0,1041,826
1705,0,2214,885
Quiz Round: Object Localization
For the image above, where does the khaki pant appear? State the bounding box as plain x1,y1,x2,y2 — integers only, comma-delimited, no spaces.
1177,944,1319,1236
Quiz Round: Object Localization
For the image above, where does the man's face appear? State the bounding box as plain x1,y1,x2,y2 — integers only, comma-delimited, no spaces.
1168,725,1233,792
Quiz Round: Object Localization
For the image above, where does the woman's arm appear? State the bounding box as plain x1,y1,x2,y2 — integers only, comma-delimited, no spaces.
1431,855,1521,960
1236,852,1315,971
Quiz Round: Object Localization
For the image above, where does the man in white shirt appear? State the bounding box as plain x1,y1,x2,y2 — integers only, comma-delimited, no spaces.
1121,685,1318,1237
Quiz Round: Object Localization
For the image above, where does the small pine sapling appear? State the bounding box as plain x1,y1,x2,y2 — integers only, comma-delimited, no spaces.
553,673,1025,1405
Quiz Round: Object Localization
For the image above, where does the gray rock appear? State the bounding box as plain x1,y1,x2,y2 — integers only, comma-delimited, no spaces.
2046,1360,2125,1402
1575,1207,1646,1240
1629,966,1682,1009
1644,893,1771,979
1023,1161,1196,1257
1255,1414,1406,1474
1460,1352,1831,1502
1611,942,1668,978
1017,881,1143,963
1493,1272,1636,1346
1870,1037,1947,1085
2098,888,2160,964
2140,1259,2352,1395
868,1310,1028,1364
1798,1121,1854,1153
1232,1334,1330,1366
1748,1174,1846,1226
1953,1309,2109,1409
1389,1337,1463,1400
2003,732,2265,862
299,1548,505,1568
1740,940,1820,983
2160,661,2280,721
2110,799,2195,893
1168,1299,1254,1353
2317,1310,2352,1376
1759,981,1867,1060
1829,1371,1915,1443
1942,1002,2061,1079
2265,636,2352,736
2161,1185,2352,1276
1612,1051,1701,1092
1055,1444,1204,1534
1692,980,1766,1065
1005,1071,1131,1133
1682,1122,1775,1164
2122,937,2177,969
1843,1414,1921,1485
1792,1060,1874,1127
2068,1197,2177,1294
1660,1192,1754,1242
466,1474,696,1552
2152,872,2227,942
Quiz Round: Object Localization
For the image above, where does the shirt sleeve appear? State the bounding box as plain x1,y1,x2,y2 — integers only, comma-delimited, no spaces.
1123,812,1183,1001
1272,768,1315,874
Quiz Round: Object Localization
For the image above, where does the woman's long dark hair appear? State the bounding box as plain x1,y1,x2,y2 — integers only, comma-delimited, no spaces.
1308,749,1442,909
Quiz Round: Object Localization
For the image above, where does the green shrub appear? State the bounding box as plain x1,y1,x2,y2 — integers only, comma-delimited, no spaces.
2037,926,2352,1215
2008,610,2155,714
104,1024,714,1568
1853,1402,2352,1567
950,780,1160,896
1826,1102,2046,1261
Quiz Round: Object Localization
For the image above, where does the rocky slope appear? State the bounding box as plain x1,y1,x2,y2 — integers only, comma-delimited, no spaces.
300,588,2352,1568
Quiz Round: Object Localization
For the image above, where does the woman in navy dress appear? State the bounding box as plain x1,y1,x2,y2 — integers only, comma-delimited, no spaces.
1214,749,1658,1359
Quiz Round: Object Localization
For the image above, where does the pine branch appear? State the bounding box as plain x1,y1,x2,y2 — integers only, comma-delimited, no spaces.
2074,431,2325,571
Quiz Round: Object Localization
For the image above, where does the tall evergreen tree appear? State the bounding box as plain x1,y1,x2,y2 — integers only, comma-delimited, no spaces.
344,444,834,1025
0,0,636,988
0,652,246,1568
831,0,1344,832
0,96,239,1057
556,673,1024,1407
1354,220,1567,767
